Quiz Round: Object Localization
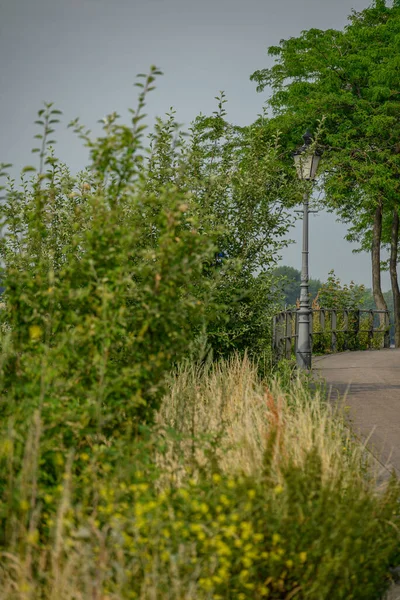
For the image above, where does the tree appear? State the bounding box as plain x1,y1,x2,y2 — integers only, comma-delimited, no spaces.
250,0,400,343
139,93,302,357
273,265,321,307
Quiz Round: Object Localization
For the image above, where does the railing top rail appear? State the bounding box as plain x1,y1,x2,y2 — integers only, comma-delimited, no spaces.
275,308,389,316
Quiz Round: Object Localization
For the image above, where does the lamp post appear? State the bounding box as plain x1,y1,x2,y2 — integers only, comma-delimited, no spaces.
293,130,321,370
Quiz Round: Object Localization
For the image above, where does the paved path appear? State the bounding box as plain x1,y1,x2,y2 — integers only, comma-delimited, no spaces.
313,348,400,475
314,349,400,599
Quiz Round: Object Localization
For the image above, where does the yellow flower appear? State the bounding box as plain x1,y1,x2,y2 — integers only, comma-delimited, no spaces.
274,484,284,495
55,453,64,466
217,513,226,523
242,557,253,568
199,578,213,591
29,325,42,341
286,559,294,568
19,500,30,511
272,533,281,545
247,489,256,499
245,582,255,590
199,502,209,514
299,551,307,563
27,530,39,545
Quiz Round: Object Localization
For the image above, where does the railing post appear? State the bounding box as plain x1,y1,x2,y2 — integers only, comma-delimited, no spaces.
384,311,390,349
320,309,326,353
354,309,360,350
343,310,349,351
369,309,374,348
278,313,285,360
272,315,277,358
320,309,325,331
285,311,292,360
331,310,337,353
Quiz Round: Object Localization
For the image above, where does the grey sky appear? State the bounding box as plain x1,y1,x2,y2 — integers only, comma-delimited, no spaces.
0,0,389,289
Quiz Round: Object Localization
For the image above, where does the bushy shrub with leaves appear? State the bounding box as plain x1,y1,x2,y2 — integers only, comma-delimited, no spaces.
0,70,227,448
0,184,218,445
0,67,301,449
141,93,300,358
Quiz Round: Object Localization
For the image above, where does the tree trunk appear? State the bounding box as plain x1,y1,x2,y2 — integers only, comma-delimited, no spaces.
371,201,388,326
390,208,400,347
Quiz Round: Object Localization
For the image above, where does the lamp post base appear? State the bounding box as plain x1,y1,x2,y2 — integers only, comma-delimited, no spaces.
296,348,311,371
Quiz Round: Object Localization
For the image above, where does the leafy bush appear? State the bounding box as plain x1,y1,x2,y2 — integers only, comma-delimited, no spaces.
0,183,219,447
0,70,228,446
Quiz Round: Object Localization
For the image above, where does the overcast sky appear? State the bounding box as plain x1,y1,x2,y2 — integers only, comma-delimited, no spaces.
0,0,390,289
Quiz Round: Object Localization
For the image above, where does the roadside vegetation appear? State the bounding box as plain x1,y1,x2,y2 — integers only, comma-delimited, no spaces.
1,2,400,597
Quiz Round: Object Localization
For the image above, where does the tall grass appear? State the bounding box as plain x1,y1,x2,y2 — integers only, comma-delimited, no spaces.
158,354,368,485
0,355,398,599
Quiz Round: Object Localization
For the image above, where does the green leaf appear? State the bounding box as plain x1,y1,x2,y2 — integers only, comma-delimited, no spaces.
21,166,37,173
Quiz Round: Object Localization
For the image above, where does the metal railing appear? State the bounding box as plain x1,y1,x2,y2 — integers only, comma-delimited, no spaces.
272,308,391,361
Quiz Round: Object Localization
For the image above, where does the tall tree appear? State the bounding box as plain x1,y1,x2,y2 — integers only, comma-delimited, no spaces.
250,0,400,340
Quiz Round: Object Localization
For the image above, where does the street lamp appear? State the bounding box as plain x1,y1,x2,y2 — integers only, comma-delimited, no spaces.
293,130,321,370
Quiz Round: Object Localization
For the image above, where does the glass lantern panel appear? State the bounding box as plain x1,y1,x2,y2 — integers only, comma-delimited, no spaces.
310,154,321,180
294,154,313,180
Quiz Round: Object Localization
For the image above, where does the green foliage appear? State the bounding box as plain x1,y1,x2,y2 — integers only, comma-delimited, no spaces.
250,1,400,334
0,68,301,450
0,65,398,599
153,96,300,358
273,265,321,308
0,181,219,447
317,270,366,311
310,271,388,353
